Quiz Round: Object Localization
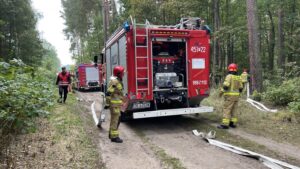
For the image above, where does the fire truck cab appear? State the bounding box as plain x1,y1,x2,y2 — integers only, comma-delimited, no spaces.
102,17,213,120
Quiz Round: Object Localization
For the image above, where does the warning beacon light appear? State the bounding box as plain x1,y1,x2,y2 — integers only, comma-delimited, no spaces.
123,21,130,32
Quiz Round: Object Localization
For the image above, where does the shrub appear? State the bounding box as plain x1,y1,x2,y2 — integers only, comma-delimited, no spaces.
0,59,55,134
288,101,300,114
264,77,300,113
251,90,262,101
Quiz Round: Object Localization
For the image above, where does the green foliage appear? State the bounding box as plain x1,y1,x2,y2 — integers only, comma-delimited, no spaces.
252,90,262,101
61,0,102,63
264,77,300,113
288,102,300,114
0,59,55,134
0,0,44,66
41,41,61,80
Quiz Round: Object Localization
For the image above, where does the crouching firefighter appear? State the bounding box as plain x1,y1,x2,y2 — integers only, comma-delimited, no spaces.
218,63,243,129
107,66,125,143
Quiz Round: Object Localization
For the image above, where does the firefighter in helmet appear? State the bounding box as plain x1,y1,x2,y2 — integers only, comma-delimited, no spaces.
218,63,243,129
107,65,125,143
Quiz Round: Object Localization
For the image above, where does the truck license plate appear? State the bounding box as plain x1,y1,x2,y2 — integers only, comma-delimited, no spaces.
132,102,151,109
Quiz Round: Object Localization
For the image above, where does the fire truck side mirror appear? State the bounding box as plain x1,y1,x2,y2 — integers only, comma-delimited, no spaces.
94,55,98,67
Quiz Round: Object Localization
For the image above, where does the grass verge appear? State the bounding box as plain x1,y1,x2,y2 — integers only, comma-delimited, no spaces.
201,89,300,147
47,93,102,168
0,92,103,168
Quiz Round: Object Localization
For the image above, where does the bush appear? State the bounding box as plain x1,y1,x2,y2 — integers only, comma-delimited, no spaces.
251,90,262,101
288,102,300,114
0,59,55,134
264,77,300,113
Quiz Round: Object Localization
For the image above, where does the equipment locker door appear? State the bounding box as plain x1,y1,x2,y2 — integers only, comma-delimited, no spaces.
187,35,210,98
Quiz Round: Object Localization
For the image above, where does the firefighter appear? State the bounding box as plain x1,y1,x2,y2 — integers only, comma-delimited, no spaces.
218,63,243,129
241,69,249,88
56,67,71,103
107,65,125,143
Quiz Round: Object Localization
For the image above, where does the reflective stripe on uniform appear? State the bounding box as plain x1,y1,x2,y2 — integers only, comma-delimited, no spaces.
111,100,123,104
222,118,230,126
110,130,119,137
231,117,238,124
224,92,240,96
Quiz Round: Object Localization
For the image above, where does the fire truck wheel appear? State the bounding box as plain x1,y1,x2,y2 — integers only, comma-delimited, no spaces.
120,112,132,122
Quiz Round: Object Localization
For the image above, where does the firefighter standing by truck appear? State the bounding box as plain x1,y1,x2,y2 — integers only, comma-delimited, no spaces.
218,63,243,129
56,67,71,103
107,66,125,143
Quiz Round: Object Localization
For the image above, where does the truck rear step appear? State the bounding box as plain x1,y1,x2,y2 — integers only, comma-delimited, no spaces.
133,106,213,119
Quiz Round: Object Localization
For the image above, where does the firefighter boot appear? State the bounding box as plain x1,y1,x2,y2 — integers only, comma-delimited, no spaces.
111,137,123,143
229,121,237,128
217,124,229,129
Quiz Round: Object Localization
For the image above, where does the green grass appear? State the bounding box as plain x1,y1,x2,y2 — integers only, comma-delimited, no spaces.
48,93,103,168
201,89,300,147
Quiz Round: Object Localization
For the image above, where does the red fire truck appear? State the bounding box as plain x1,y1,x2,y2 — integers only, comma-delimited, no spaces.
74,64,104,91
101,17,213,120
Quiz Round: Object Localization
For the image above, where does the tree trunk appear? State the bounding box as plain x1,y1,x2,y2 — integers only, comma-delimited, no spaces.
212,0,220,86
277,9,285,70
288,0,296,62
246,0,262,92
267,10,275,70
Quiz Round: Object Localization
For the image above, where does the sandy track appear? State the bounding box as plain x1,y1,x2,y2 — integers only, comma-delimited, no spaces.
228,128,300,162
77,91,266,169
77,91,163,169
129,118,266,169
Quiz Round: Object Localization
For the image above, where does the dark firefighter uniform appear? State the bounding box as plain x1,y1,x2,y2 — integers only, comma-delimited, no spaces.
56,67,71,103
107,65,125,143
218,63,243,129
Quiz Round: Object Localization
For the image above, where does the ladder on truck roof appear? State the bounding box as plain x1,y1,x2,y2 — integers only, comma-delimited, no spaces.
133,19,151,96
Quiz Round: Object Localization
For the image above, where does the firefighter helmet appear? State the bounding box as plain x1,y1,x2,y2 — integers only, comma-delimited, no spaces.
113,65,125,78
228,63,238,72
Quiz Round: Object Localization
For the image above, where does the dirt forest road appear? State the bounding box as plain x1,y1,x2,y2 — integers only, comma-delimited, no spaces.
77,91,267,169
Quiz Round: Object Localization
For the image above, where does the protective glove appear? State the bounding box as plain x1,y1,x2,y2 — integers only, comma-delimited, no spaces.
219,88,224,97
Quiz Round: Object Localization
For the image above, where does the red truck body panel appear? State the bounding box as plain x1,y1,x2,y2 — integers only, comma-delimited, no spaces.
75,64,103,91
103,21,211,115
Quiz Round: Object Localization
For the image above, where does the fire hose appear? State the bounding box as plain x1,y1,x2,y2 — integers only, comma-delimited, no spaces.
90,93,106,128
193,130,300,169
245,83,278,113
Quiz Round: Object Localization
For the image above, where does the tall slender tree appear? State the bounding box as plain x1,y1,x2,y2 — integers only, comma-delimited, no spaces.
246,0,263,92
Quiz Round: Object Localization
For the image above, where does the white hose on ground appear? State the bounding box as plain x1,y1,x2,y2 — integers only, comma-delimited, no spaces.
91,101,99,125
246,83,278,113
193,130,300,169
